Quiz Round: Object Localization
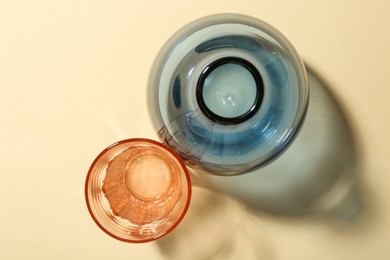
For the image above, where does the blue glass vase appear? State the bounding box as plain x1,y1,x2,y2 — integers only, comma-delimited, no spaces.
148,14,309,175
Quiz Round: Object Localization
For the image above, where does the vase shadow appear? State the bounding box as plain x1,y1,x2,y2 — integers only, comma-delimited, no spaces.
198,64,366,222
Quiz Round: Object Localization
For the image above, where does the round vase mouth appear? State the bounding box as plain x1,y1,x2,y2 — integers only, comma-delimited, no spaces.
196,57,264,125
85,138,191,243
148,14,309,176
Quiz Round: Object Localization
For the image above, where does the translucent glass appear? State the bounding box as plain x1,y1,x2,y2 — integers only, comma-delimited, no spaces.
148,14,309,175
85,139,191,243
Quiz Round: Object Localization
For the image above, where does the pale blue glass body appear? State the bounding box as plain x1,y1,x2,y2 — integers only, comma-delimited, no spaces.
148,14,309,175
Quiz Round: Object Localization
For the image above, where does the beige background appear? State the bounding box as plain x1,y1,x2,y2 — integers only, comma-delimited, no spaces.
1,0,390,259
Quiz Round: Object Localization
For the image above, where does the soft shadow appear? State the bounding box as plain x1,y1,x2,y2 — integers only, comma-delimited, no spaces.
155,66,369,259
200,65,367,223
155,185,274,260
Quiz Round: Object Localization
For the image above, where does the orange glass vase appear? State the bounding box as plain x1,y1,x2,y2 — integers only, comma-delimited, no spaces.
85,138,191,243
